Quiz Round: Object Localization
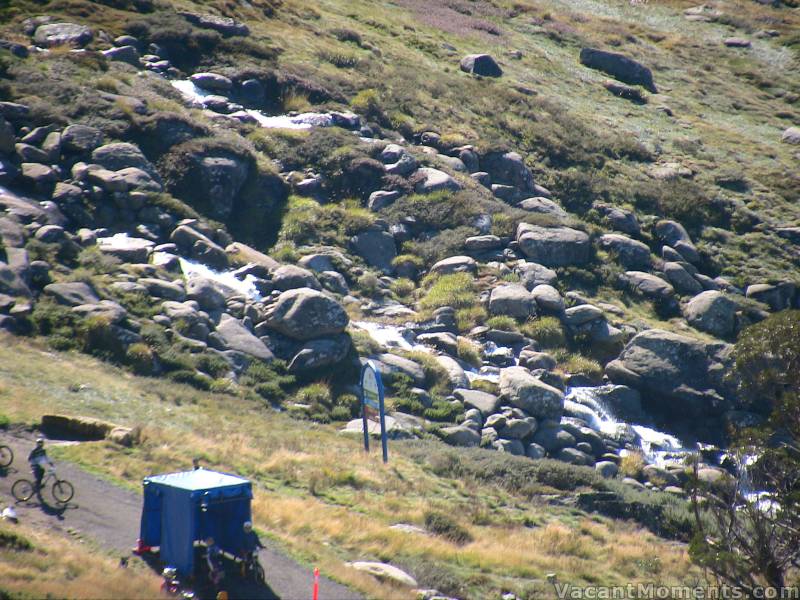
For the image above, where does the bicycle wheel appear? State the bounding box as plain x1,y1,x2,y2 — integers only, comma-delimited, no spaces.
254,562,265,585
52,479,74,504
0,445,12,468
12,479,34,502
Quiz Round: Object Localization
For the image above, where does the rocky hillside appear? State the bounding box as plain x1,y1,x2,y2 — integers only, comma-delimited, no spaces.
0,0,799,593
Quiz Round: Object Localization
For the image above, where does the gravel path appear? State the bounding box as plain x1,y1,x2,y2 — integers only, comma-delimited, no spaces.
0,430,362,600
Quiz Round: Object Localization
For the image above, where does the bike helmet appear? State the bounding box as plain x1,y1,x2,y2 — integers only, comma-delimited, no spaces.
162,567,177,579
243,521,252,532
35,438,44,446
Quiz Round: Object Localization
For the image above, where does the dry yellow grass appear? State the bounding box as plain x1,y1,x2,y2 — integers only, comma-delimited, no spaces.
0,335,703,598
0,520,161,598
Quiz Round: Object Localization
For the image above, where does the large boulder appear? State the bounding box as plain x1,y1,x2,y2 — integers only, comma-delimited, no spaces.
598,234,651,270
33,23,93,47
683,291,738,338
91,143,159,181
185,277,227,311
371,353,426,387
605,329,734,429
579,48,657,92
434,354,469,389
516,224,590,267
271,265,320,291
459,54,503,77
288,334,351,373
180,11,249,35
97,234,154,263
440,425,481,447
454,388,501,415
215,313,274,361
594,202,640,236
264,288,349,341
413,167,461,194
0,262,31,297
499,366,564,420
654,219,699,264
515,261,557,289
663,262,703,296
430,255,477,276
621,271,674,300
781,127,800,145
43,281,99,306
489,284,536,319
61,125,104,154
531,284,564,312
350,228,396,273
481,151,534,194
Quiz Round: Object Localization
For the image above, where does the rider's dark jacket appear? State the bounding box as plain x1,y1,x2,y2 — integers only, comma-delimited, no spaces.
28,446,47,466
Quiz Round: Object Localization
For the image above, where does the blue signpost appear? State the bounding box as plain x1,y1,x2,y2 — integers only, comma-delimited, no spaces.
360,360,388,464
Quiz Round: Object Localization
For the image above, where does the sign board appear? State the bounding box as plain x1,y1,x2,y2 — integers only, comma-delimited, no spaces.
360,361,388,463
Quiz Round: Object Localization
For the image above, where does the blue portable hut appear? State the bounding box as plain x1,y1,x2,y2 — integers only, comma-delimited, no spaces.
139,469,253,576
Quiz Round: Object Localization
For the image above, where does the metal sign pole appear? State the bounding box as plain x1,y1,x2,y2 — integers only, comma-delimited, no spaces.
360,361,388,463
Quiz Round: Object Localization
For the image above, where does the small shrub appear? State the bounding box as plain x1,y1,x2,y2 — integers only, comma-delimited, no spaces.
357,273,381,297
420,273,476,311
126,343,155,375
390,277,416,299
318,49,360,68
0,413,9,429
620,451,646,480
457,338,481,367
424,511,473,545
392,254,424,270
296,382,333,420
0,529,33,551
424,399,461,422
470,379,499,395
486,315,519,331
561,354,603,382
330,27,363,45
521,316,566,348
455,306,487,332
168,370,213,391
79,315,126,361
255,381,284,403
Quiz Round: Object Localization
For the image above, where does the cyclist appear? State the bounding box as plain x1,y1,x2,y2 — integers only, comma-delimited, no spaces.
240,521,264,573
28,438,53,492
205,536,225,590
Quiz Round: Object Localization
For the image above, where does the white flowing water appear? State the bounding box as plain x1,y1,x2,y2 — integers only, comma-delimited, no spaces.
351,321,428,353
566,386,693,465
178,258,263,300
171,80,337,130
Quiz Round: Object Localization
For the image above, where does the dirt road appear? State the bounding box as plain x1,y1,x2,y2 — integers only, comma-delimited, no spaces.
0,430,362,600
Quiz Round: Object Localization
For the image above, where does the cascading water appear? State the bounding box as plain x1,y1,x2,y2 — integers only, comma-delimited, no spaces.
178,258,263,300
171,80,340,129
565,386,693,466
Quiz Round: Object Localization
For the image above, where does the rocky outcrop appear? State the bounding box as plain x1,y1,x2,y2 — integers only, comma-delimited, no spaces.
499,367,564,420
488,284,536,319
215,313,274,361
605,329,735,431
459,54,502,77
683,291,738,338
33,23,93,48
579,48,657,92
264,288,348,341
516,224,591,267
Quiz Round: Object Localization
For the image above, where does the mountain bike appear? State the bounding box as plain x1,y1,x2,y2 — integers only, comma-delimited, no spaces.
0,445,12,468
240,549,265,584
12,467,74,504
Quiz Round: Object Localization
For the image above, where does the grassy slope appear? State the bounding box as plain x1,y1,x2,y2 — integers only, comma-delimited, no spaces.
0,518,161,599
0,334,704,598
